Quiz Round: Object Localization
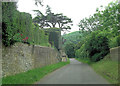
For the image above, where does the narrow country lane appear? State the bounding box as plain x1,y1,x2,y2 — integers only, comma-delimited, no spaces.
36,58,109,84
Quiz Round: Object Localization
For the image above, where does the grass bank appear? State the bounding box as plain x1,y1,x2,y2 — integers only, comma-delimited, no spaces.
76,57,92,65
76,55,119,84
2,60,70,84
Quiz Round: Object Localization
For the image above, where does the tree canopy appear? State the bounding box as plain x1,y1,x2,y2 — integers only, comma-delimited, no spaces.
2,2,50,47
33,5,73,30
78,1,119,36
63,1,120,61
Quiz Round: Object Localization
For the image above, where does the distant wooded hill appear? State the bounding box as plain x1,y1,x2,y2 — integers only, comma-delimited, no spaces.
62,31,86,46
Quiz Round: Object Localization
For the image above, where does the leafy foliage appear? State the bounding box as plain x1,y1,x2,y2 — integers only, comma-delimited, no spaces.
116,35,120,46
62,31,82,46
2,2,17,46
86,32,109,61
78,1,119,34
64,43,75,58
78,1,119,48
44,28,61,49
30,24,49,46
2,2,49,47
75,44,88,59
33,5,73,30
77,1,119,61
64,1,119,62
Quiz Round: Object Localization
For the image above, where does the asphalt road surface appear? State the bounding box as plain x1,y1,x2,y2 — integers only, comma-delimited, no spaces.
36,58,109,84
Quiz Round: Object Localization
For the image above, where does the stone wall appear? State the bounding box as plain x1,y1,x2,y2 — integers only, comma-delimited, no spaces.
33,45,59,68
2,43,60,77
110,46,120,61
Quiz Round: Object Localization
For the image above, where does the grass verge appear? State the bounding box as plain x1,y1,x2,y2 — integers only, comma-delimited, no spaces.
76,57,92,65
76,55,119,84
2,60,70,84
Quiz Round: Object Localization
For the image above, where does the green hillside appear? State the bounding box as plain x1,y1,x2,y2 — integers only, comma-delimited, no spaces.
62,31,82,45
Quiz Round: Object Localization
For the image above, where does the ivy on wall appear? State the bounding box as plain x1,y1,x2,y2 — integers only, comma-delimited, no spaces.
2,2,49,47
44,28,61,50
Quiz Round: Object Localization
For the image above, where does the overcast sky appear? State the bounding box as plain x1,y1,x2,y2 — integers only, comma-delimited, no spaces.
17,0,115,34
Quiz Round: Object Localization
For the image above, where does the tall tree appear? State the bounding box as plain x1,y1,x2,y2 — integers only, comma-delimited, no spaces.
33,5,73,30
34,0,43,6
2,2,18,46
46,5,52,14
78,1,119,36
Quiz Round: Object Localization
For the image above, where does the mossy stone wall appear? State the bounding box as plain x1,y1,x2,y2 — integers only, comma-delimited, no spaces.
2,43,60,77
